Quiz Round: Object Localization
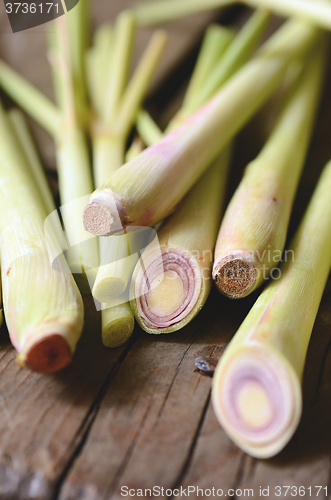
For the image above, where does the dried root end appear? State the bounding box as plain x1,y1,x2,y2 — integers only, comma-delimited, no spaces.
16,334,73,373
214,255,257,299
83,200,114,236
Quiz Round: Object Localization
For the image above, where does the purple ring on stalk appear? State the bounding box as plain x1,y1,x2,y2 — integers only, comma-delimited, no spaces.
212,348,302,458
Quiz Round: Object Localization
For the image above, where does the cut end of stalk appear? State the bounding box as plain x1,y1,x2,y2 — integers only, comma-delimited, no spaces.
102,315,134,348
131,248,202,333
213,254,257,299
93,277,126,302
16,334,73,373
212,348,301,459
83,200,114,236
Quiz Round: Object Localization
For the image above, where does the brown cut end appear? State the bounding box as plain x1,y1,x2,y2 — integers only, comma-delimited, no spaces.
83,200,114,236
17,334,73,373
214,256,257,299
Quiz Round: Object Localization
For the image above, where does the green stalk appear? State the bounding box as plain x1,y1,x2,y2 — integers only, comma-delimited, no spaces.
8,109,56,216
116,30,168,137
135,0,331,31
86,24,113,118
212,159,331,458
89,14,167,347
183,24,234,108
66,0,90,127
0,102,83,373
130,24,237,333
0,59,61,136
52,15,99,291
213,44,326,298
130,147,231,333
84,20,319,237
177,9,271,121
103,11,136,125
135,0,234,26
92,27,168,298
136,109,164,146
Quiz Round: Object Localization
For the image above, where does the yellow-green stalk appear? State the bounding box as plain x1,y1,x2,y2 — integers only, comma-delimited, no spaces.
135,0,331,31
8,109,56,216
0,14,98,292
213,43,326,298
87,13,167,347
51,15,99,291
131,148,231,333
84,20,320,237
129,23,239,333
212,159,331,458
0,103,83,373
168,9,270,131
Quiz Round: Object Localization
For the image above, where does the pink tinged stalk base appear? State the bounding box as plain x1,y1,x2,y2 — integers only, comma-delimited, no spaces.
212,160,331,458
130,148,231,334
83,20,319,237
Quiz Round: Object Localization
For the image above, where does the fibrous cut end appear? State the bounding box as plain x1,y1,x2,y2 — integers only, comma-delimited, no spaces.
16,334,73,373
214,254,257,299
83,200,114,236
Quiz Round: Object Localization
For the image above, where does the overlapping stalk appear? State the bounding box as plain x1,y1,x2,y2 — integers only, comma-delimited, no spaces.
87,12,167,347
130,15,270,333
83,19,320,237
212,159,331,458
0,9,99,292
213,43,326,298
131,148,231,333
134,0,331,31
0,103,83,373
167,9,270,130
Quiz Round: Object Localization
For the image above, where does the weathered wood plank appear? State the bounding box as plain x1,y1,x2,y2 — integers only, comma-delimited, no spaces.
58,291,258,500
0,298,131,500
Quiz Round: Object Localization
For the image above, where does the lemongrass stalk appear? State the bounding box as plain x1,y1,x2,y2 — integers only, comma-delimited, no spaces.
86,24,113,118
52,15,99,291
178,9,271,121
84,20,320,237
213,43,326,298
136,109,164,146
66,0,90,127
103,11,136,125
183,24,234,108
133,25,233,150
125,136,145,162
131,147,231,333
92,26,168,300
135,0,331,31
212,159,331,458
0,59,61,136
0,103,83,373
135,0,234,27
8,109,56,216
116,30,168,137
101,303,135,348
245,0,331,31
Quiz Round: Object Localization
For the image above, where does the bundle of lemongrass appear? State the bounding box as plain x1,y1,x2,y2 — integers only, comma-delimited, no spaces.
0,0,331,462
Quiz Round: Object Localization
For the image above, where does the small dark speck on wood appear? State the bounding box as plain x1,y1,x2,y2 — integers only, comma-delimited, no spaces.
194,357,218,377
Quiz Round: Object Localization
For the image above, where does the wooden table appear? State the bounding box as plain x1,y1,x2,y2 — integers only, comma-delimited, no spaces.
0,2,331,499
